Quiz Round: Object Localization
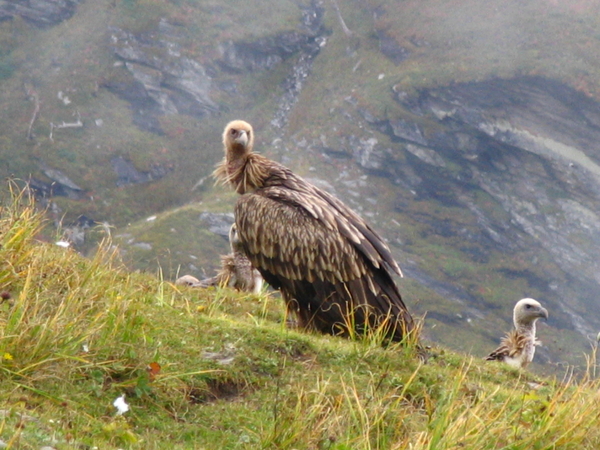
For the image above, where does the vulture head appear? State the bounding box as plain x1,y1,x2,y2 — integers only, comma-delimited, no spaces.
513,298,548,328
223,120,254,157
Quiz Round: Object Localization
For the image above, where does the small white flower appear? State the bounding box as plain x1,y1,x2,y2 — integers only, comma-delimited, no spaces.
82,344,89,353
55,241,70,248
113,394,129,416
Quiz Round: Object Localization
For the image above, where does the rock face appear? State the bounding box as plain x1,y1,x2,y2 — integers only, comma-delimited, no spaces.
376,30,410,65
0,0,79,27
107,0,325,133
367,77,600,337
219,0,324,74
219,32,318,73
307,76,600,348
111,156,169,187
198,212,234,238
107,26,219,133
105,1,325,134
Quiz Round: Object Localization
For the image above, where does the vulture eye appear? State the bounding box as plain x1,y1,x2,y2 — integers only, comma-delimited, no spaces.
231,129,237,136
525,304,532,309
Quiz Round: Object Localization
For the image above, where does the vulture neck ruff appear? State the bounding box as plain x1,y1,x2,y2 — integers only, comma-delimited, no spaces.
214,120,277,195
215,153,273,195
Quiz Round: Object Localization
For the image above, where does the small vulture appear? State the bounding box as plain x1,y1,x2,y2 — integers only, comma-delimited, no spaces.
213,119,415,341
175,224,264,294
486,298,549,369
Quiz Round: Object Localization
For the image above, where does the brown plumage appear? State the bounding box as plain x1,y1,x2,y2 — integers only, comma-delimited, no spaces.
176,224,263,294
213,119,415,341
486,298,549,368
211,223,263,293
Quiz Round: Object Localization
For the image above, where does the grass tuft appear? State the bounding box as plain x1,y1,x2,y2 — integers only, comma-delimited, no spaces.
0,189,599,448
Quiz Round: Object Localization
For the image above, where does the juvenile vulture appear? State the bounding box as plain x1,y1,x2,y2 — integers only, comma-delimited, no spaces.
175,274,201,286
213,119,415,341
486,298,549,369
175,224,263,294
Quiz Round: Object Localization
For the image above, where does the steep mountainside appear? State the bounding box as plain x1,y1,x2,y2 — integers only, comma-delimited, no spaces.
1,0,600,370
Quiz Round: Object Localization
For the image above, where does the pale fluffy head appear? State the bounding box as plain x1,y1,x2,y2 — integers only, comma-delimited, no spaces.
513,298,548,328
228,223,243,253
223,120,254,156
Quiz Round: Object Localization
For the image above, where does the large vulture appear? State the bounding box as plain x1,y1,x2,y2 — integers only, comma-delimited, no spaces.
213,120,415,342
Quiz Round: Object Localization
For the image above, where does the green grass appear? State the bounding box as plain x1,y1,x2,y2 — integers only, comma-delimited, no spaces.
0,189,599,449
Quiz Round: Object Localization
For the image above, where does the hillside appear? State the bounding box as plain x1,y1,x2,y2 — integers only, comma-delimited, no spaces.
1,193,600,449
1,0,600,372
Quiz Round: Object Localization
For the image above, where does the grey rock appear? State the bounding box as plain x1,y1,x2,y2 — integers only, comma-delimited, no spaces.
389,118,427,145
198,212,234,237
27,175,82,200
404,144,445,167
41,167,82,191
132,242,152,251
110,156,169,187
0,0,79,27
108,27,218,131
376,29,410,65
351,135,388,171
219,0,324,75
220,31,320,73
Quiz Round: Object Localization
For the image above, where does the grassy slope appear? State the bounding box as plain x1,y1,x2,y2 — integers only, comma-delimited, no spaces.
0,0,599,425
1,192,600,449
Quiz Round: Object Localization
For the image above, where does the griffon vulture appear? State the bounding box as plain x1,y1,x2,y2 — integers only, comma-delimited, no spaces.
486,298,549,368
213,119,415,341
175,224,263,294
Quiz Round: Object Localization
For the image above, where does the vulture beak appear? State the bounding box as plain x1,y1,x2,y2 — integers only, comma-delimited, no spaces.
538,307,549,321
234,130,249,147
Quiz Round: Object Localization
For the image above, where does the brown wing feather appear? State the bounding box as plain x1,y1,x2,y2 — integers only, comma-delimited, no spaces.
312,187,403,276
261,166,402,275
236,193,367,283
235,181,413,340
485,330,526,361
